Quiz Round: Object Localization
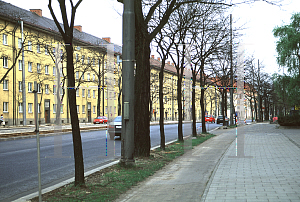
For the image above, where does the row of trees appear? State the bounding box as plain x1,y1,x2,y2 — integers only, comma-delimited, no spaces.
19,0,281,186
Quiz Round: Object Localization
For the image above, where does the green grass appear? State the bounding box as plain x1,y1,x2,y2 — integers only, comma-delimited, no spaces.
31,134,215,202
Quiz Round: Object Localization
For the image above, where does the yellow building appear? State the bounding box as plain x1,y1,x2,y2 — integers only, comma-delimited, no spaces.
0,1,121,125
1,1,221,126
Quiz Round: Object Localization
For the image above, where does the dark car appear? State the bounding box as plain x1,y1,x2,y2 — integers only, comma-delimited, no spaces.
216,115,229,125
108,116,122,140
205,115,215,123
93,116,108,124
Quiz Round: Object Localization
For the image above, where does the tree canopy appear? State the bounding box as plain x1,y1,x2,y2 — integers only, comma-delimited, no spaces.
273,13,300,76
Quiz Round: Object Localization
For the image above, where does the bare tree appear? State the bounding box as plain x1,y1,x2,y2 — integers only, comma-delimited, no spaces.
48,0,85,186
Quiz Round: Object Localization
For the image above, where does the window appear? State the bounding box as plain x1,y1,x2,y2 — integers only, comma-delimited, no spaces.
82,73,84,80
88,90,90,98
82,89,85,97
87,73,90,81
93,90,96,98
19,81,22,92
45,84,49,94
37,43,40,53
18,38,22,48
61,104,64,113
53,66,56,76
28,103,33,113
45,65,49,74
3,80,8,90
3,102,8,112
37,83,41,93
28,82,32,92
3,34,7,45
87,57,90,64
3,56,8,68
38,103,41,113
76,71,79,79
82,105,85,114
93,74,95,81
53,85,56,94
28,62,32,72
82,55,85,64
60,87,63,95
77,105,80,114
19,102,23,113
37,63,41,73
76,54,79,62
53,104,56,113
45,45,48,55
18,60,22,70
93,58,95,66
28,41,32,51
76,88,79,96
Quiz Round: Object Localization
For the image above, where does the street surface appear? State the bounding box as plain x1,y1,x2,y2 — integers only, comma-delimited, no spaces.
0,122,220,201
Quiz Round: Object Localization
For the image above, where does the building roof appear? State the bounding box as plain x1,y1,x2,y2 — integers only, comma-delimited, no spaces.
0,0,122,55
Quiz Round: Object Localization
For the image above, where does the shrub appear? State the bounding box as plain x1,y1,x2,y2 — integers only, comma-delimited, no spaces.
278,113,300,126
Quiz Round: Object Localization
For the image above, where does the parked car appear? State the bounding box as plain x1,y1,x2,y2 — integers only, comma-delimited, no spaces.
108,116,122,140
205,115,215,123
93,116,108,124
216,115,229,125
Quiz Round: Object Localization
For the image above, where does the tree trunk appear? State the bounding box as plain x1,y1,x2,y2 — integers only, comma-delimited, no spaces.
159,71,165,150
253,91,258,121
177,74,183,142
200,71,206,133
66,41,85,186
192,73,197,136
134,16,151,156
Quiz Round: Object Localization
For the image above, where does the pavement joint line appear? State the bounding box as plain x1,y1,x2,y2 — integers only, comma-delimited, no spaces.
200,133,236,202
14,125,215,202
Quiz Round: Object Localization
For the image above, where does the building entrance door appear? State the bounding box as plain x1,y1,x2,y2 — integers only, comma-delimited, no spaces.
87,102,91,122
45,99,50,123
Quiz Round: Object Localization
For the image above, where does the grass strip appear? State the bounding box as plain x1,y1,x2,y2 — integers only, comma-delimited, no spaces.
31,134,215,202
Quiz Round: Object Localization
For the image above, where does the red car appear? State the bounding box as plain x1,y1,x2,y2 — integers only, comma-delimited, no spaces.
93,116,108,124
205,115,215,123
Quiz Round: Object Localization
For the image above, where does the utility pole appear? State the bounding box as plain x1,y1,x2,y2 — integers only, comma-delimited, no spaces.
21,20,26,126
230,14,234,126
120,0,135,166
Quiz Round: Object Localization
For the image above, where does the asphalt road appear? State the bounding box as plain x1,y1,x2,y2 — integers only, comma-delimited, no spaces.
0,122,220,201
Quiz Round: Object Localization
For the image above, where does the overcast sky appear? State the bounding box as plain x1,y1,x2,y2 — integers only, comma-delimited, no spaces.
4,0,299,75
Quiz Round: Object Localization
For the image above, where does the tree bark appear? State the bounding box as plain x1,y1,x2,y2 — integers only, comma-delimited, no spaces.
192,73,197,136
134,9,151,156
159,71,165,150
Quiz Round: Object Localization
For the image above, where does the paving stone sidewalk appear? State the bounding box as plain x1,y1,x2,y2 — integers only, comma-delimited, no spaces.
116,123,300,202
202,123,300,202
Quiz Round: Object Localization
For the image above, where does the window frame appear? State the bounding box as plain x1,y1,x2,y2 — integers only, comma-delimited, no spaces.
3,102,8,112
3,80,8,90
3,34,8,45
3,56,8,68
28,103,33,113
45,65,49,74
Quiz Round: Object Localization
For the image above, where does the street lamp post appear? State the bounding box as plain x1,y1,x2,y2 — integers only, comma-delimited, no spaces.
120,0,135,165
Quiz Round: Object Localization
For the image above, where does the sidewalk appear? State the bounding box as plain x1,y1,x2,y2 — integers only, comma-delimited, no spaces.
115,123,300,202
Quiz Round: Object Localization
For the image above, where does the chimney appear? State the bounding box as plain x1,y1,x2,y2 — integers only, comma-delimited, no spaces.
30,9,42,17
74,25,82,32
102,37,111,43
157,57,160,61
151,55,154,59
167,61,170,65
